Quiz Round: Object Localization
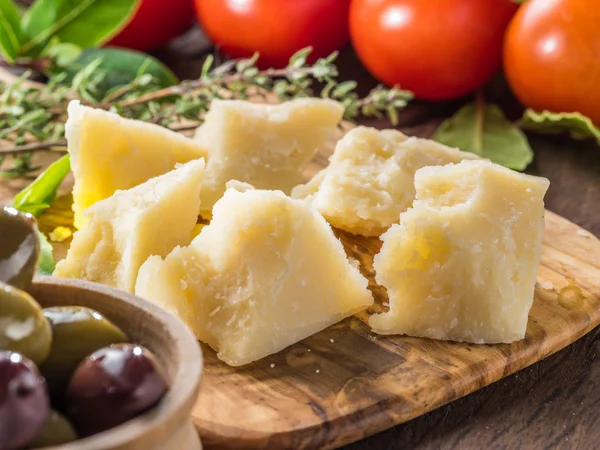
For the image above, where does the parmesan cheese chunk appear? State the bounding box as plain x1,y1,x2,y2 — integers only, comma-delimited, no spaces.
135,188,373,366
54,159,205,293
369,160,550,343
194,98,344,212
66,100,208,229
292,127,478,236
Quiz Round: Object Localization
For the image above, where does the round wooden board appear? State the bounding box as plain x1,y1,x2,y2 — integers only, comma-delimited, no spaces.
2,134,600,450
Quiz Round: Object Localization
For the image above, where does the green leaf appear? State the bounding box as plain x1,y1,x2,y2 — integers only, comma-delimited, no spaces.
332,81,357,98
13,154,71,217
201,54,213,79
44,42,81,67
289,47,312,68
520,109,600,145
36,230,55,276
20,0,139,55
0,0,23,63
64,47,178,98
433,102,534,171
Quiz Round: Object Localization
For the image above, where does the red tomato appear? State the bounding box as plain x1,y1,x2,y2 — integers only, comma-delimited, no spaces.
349,0,518,101
108,0,196,52
194,0,351,68
504,0,600,124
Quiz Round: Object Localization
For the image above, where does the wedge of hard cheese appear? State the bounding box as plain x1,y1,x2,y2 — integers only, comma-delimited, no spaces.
292,127,479,236
54,159,205,293
66,100,208,228
369,160,550,343
136,187,373,366
194,98,344,213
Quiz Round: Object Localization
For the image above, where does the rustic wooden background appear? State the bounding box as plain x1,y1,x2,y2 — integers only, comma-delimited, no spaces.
2,27,599,449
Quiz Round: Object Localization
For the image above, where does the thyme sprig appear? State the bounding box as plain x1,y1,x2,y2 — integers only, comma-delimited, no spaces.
0,48,413,177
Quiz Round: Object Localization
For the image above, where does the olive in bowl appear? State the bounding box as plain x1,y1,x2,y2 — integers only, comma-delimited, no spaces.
0,352,49,450
40,306,128,397
0,283,52,367
0,207,40,291
0,209,202,449
66,344,169,436
26,278,203,449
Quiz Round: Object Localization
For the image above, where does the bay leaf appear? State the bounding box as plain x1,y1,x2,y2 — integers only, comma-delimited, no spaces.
520,109,600,146
433,102,534,171
0,0,23,63
64,47,178,98
13,154,71,216
20,0,139,55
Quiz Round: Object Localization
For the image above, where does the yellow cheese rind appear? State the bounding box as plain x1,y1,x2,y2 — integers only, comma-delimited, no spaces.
194,98,344,212
66,100,208,228
292,127,479,236
136,188,373,366
54,159,205,293
369,160,550,344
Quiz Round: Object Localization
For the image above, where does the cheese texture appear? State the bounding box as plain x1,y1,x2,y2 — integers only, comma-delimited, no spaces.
292,127,479,236
135,188,373,366
54,159,205,293
369,160,550,343
194,98,344,212
66,100,207,228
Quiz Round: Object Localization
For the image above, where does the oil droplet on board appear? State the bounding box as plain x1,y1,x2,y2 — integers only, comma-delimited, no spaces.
557,282,584,310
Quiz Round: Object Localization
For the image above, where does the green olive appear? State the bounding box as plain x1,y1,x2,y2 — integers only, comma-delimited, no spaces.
0,282,52,366
0,206,40,290
40,306,128,396
27,410,78,448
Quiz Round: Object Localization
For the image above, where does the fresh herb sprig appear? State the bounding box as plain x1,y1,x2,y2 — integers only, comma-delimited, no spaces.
0,48,413,177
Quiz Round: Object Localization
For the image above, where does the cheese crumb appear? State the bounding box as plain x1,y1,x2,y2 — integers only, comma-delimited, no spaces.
315,369,320,373
49,226,73,243
208,306,221,317
270,363,275,368
539,281,554,290
330,338,335,343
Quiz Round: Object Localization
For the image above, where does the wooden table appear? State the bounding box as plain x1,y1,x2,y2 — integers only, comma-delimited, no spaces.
3,33,599,449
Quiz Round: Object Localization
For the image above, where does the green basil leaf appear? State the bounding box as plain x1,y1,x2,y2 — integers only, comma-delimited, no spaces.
520,109,600,145
20,0,139,55
13,154,71,217
36,230,55,276
433,102,534,171
0,0,23,63
64,47,178,98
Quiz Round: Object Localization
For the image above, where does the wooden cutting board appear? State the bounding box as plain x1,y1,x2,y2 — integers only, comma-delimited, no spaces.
190,173,600,449
2,142,600,450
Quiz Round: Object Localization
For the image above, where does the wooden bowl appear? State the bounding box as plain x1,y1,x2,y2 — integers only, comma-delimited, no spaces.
27,276,204,450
